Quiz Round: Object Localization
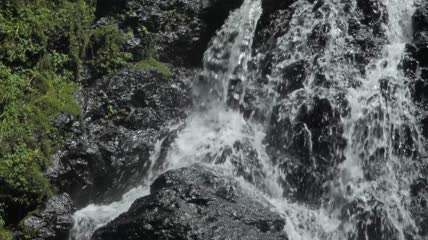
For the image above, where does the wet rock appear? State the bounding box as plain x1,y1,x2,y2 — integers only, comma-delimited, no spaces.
91,165,288,240
356,0,387,30
95,0,128,18
277,60,308,97
120,0,243,66
341,198,400,240
422,117,428,139
413,1,428,32
406,2,428,141
19,194,75,240
47,69,191,207
401,44,418,78
254,0,295,76
267,96,345,204
410,177,428,237
210,139,268,191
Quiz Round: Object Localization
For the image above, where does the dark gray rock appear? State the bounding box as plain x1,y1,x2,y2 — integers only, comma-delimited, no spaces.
118,0,243,67
410,176,428,237
340,198,401,240
405,2,428,116
47,68,192,207
248,0,388,206
20,193,75,240
267,96,346,204
91,165,288,240
95,0,128,19
413,1,428,32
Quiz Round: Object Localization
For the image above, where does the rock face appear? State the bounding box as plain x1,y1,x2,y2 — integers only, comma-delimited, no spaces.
91,165,288,240
18,194,75,240
47,69,192,207
105,0,244,67
47,0,248,222
249,0,388,205
401,2,428,237
406,1,428,141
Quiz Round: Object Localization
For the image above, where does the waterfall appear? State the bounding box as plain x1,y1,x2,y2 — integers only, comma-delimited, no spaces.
69,0,267,238
70,0,426,239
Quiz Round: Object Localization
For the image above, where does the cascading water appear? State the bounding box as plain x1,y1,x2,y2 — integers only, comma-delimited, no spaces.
70,0,427,239
70,0,274,238
333,0,421,239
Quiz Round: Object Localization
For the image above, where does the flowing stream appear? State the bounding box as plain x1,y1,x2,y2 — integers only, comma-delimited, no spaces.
70,0,425,239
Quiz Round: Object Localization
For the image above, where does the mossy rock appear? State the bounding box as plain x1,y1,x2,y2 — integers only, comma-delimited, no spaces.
130,57,172,78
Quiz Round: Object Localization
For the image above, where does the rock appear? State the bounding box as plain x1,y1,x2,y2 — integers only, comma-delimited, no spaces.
422,117,428,139
277,60,308,97
405,2,428,141
356,0,387,29
47,69,191,207
340,198,400,240
119,0,243,67
267,96,346,204
91,165,288,240
95,0,128,19
18,194,75,240
410,177,428,237
413,1,428,32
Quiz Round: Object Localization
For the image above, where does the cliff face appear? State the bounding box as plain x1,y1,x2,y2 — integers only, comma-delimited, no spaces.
2,0,428,239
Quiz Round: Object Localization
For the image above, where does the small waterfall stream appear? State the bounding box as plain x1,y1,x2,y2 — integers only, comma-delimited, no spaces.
70,0,426,239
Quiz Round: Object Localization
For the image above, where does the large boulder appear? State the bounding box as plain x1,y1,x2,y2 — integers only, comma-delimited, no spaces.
18,194,75,240
91,165,288,240
47,68,191,207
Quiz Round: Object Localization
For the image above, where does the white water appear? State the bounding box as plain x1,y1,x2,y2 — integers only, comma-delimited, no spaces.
70,0,425,239
70,0,269,238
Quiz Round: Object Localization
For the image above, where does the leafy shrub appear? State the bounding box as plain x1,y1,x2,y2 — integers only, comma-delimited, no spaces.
89,24,132,76
0,0,93,226
0,0,161,233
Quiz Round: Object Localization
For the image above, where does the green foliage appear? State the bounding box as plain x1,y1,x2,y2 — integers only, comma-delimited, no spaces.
0,0,93,228
0,145,51,207
0,0,160,234
0,206,12,240
130,57,172,78
89,24,132,75
0,226,13,240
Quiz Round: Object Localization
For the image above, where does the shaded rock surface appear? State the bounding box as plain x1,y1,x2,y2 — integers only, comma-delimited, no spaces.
47,0,246,218
91,165,288,240
18,194,75,240
47,69,192,207
247,0,388,205
99,0,244,67
401,2,428,237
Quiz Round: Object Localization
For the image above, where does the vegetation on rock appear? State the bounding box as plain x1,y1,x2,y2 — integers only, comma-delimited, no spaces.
0,0,167,235
88,23,132,76
0,0,93,227
130,57,172,78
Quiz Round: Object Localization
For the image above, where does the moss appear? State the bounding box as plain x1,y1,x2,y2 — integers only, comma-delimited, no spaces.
0,0,93,229
0,214,12,240
0,0,161,234
0,227,13,240
89,23,132,76
130,57,172,78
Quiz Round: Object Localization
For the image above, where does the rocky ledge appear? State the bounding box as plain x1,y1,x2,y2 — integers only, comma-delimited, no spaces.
91,165,288,240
